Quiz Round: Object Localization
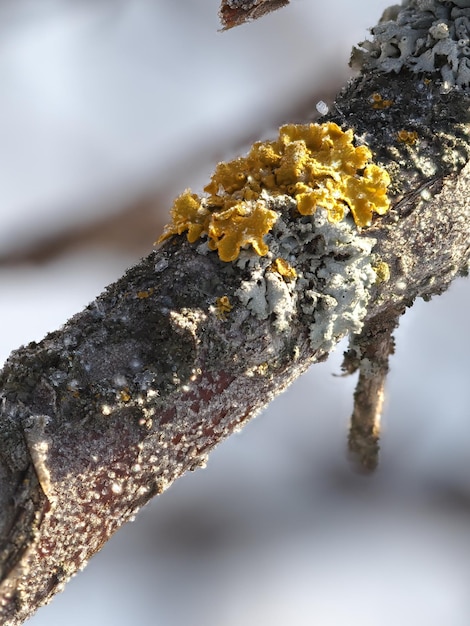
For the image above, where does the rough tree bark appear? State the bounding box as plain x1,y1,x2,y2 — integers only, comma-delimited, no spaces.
1,2,469,624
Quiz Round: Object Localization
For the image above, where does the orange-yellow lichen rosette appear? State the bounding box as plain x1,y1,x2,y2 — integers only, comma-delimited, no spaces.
158,122,390,260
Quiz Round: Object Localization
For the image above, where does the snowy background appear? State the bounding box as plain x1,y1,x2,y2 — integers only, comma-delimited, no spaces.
1,1,469,624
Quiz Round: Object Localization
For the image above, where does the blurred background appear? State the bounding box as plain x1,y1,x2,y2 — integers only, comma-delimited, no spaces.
1,0,469,624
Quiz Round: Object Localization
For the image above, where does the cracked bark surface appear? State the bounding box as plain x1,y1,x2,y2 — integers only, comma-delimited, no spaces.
0,23,469,626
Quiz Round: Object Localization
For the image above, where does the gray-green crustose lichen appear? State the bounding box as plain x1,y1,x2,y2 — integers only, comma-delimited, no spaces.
234,198,378,353
351,0,470,91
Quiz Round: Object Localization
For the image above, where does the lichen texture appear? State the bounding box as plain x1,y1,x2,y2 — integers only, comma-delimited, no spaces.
158,122,390,261
352,0,470,91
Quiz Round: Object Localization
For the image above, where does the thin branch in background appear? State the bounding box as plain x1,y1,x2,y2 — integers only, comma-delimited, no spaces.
219,0,289,29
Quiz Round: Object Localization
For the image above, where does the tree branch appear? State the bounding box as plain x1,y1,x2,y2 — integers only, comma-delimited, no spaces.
219,0,289,30
1,2,469,623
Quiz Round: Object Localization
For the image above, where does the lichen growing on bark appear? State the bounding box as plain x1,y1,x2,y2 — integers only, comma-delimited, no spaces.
158,122,390,261
235,201,378,350
351,0,470,91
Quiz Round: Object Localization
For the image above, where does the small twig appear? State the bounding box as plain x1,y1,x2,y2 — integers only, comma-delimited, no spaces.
343,313,399,472
348,370,385,472
219,0,289,30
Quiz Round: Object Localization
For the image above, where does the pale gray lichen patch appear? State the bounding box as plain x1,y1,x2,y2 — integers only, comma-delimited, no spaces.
234,195,378,354
264,272,296,332
296,210,377,353
236,266,269,319
236,268,296,332
351,0,470,91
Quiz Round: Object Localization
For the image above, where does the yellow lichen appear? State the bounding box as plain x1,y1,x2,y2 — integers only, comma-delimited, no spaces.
215,295,233,320
397,130,418,145
207,201,278,262
136,288,155,299
273,122,390,228
271,257,297,280
159,191,211,244
371,93,393,109
373,261,391,283
157,122,390,260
